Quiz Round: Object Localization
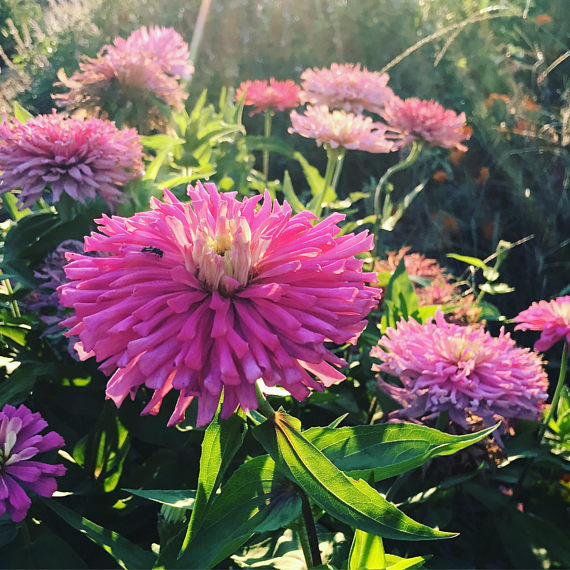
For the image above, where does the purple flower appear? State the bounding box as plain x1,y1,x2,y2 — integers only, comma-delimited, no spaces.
0,404,66,522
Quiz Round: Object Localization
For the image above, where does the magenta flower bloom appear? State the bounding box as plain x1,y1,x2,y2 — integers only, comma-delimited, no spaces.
383,96,471,150
0,404,66,522
371,312,548,426
514,296,570,352
56,26,192,114
300,63,394,115
289,106,397,153
0,112,143,210
59,182,379,426
235,78,300,115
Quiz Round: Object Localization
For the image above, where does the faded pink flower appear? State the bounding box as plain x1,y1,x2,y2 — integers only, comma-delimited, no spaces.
300,63,394,115
289,106,397,153
371,311,548,427
56,26,192,115
0,404,66,522
235,78,300,115
59,182,379,426
0,112,143,210
383,96,471,150
514,296,570,352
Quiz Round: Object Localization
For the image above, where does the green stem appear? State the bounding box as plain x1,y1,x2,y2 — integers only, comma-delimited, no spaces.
538,340,568,442
187,0,212,81
263,110,272,180
435,410,449,432
255,381,276,420
298,492,322,568
3,278,20,318
373,141,422,257
330,147,346,192
312,145,339,217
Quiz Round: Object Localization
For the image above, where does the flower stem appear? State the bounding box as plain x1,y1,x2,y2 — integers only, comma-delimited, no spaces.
3,278,20,318
255,381,275,420
298,492,322,568
263,110,272,180
373,141,422,256
330,147,346,192
312,145,340,217
538,340,568,442
187,0,212,78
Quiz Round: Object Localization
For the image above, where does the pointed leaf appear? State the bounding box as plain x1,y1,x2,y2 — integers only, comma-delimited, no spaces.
281,170,307,214
123,489,196,509
12,102,33,123
348,529,386,570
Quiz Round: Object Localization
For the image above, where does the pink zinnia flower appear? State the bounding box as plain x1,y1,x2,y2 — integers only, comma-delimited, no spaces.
56,26,192,113
0,112,143,210
0,404,66,522
289,106,397,153
59,182,379,426
514,296,570,352
235,78,300,115
300,63,394,115
371,311,548,427
383,96,471,150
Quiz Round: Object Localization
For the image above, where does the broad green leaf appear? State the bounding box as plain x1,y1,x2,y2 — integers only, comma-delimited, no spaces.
348,529,386,570
477,300,503,320
281,170,306,214
12,101,33,123
44,499,155,569
0,324,28,346
381,258,420,331
304,422,498,481
385,553,428,569
254,411,456,541
181,410,247,551
1,193,31,221
140,134,185,150
0,362,58,407
446,253,489,270
294,152,337,204
123,489,196,509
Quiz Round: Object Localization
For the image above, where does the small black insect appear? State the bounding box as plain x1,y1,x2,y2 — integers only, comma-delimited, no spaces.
141,246,164,258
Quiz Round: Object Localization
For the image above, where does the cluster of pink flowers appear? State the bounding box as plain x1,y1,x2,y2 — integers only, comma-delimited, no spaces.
371,311,548,427
300,63,393,115
289,106,396,153
0,112,143,210
59,182,380,426
514,296,570,352
0,404,66,522
56,26,192,115
235,78,300,115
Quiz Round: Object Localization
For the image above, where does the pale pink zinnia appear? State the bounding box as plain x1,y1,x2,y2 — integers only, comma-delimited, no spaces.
514,296,570,352
300,63,394,115
59,182,379,426
289,106,397,153
0,112,143,210
235,78,300,115
56,26,192,113
371,311,548,427
0,404,66,522
383,96,471,151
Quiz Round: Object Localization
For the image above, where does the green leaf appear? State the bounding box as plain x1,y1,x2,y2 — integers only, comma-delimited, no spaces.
446,253,489,270
348,529,386,570
43,499,155,569
385,553,428,569
244,135,296,159
123,489,196,509
381,258,420,331
0,324,28,346
303,422,498,481
140,134,185,150
294,152,336,204
281,170,307,214
12,101,33,123
0,362,58,407
381,181,426,232
254,411,456,541
1,193,31,221
477,300,503,320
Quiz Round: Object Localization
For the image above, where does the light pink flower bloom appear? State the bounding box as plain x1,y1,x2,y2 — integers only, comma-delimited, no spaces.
514,296,570,352
383,96,471,150
371,311,548,426
59,182,379,426
300,63,393,115
235,78,300,115
0,113,143,210
0,404,66,522
289,106,397,153
56,26,192,112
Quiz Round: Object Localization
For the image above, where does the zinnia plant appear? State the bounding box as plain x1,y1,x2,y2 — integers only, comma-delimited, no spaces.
0,404,66,522
59,182,380,426
0,112,143,210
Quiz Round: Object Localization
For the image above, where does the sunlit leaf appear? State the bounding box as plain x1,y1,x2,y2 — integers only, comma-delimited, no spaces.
123,489,196,509
348,529,386,570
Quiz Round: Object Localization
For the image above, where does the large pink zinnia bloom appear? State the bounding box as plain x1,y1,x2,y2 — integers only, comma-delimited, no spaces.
56,26,192,112
514,296,570,352
59,182,380,426
383,96,471,151
235,78,300,115
0,113,143,210
289,106,397,153
371,312,548,426
300,63,394,115
0,404,66,522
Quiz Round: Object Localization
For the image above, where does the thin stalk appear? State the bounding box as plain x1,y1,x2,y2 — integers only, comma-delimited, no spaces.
299,492,322,568
263,110,272,180
3,278,20,318
312,145,339,217
538,340,568,442
373,141,422,256
187,0,212,83
255,381,276,420
330,147,346,192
